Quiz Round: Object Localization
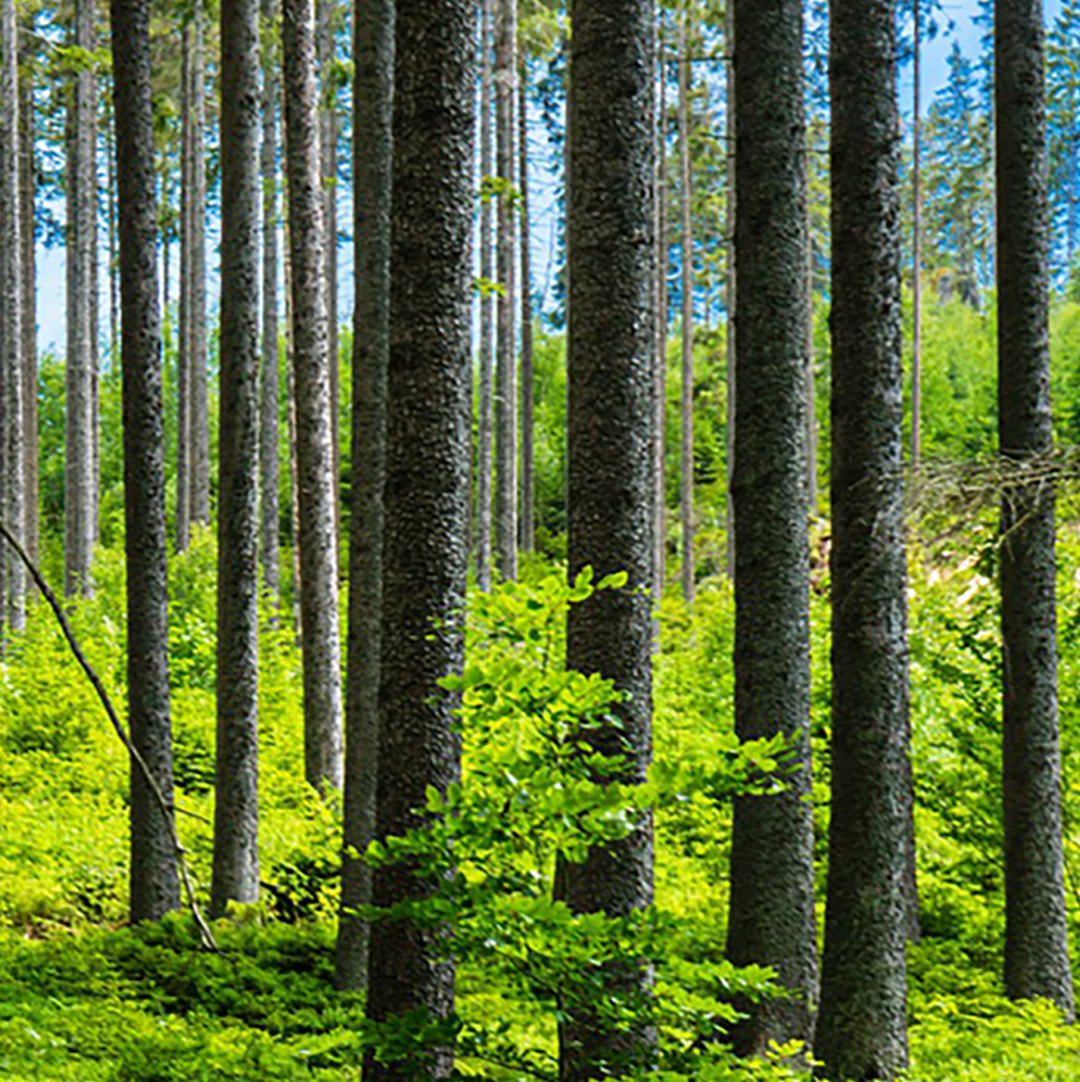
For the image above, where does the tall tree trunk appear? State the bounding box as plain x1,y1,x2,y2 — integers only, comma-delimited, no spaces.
476,0,493,591
175,25,192,552
260,0,281,601
677,2,693,604
111,0,181,923
723,2,735,580
654,22,668,602
107,103,119,359
65,0,97,596
518,58,534,555
726,0,817,1055
997,0,1075,1019
494,0,517,580
283,0,344,793
362,0,473,1074
911,0,923,466
336,0,393,993
19,46,38,577
814,1,910,1077
212,0,262,917
559,0,656,1077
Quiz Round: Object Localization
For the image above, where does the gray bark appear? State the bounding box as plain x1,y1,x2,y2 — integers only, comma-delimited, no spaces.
476,0,494,591
283,0,344,793
19,50,38,576
727,0,817,1055
110,0,181,923
677,6,693,605
362,0,473,1074
654,27,667,601
559,0,656,1077
996,0,1074,1019
814,1,910,1077
336,0,393,992
261,0,281,600
65,0,97,597
175,26,192,553
723,3,735,580
493,0,517,580
518,59,534,555
212,0,262,916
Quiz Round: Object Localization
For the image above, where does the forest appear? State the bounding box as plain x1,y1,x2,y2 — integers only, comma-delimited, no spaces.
2,0,1080,1078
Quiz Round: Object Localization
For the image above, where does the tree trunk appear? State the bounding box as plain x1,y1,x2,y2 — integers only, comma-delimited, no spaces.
362,0,473,1074
111,0,181,923
814,1,910,1077
518,58,534,555
476,0,493,591
654,22,668,602
677,3,693,604
996,0,1075,1019
494,0,517,580
18,45,38,577
65,0,97,597
175,25,191,552
212,0,262,917
723,2,735,580
283,0,344,794
260,0,281,601
559,0,656,1077
911,0,922,466
727,0,818,1055
336,0,393,993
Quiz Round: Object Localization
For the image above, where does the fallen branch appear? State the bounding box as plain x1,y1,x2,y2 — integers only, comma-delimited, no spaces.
0,520,217,951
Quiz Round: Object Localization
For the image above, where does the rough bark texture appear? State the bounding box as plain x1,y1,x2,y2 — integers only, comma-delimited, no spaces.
727,0,817,1055
65,0,97,597
476,0,494,591
723,2,735,580
212,0,262,917
677,8,693,605
335,0,392,992
175,26,191,553
814,2,910,1077
18,50,37,576
362,0,473,1074
493,0,517,580
559,0,655,1077
260,0,281,601
283,0,344,793
996,0,1075,1019
518,60,534,555
654,28,667,601
111,0,181,923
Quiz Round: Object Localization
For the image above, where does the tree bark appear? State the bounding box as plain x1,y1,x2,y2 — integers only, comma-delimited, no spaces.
111,0,181,923
175,25,192,552
18,44,38,578
814,1,910,1077
283,0,344,793
654,23,668,602
260,0,281,601
559,0,656,1077
476,0,494,590
362,0,473,1074
518,57,534,555
677,2,693,605
727,0,818,1056
336,0,393,993
996,0,1075,1019
212,0,262,917
65,0,97,596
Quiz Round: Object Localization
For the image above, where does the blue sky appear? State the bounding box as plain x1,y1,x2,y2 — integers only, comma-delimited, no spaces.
32,0,1067,356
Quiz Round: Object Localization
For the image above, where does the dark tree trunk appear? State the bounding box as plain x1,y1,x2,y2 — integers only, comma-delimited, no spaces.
727,0,818,1055
476,0,494,590
814,1,910,1077
283,0,344,793
111,0,181,923
558,0,656,1077
996,0,1075,1019
362,0,473,1074
18,46,37,577
654,23,667,602
212,0,262,916
336,0,393,993
176,24,192,552
677,6,693,604
260,0,281,601
518,57,534,555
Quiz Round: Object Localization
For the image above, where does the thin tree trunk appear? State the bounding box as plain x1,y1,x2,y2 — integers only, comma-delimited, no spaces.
654,24,668,602
814,1,910,1076
65,0,97,596
997,0,1075,1019
336,0,393,993
284,220,303,633
283,0,344,793
518,58,534,555
911,0,923,466
677,3,693,605
19,48,38,577
212,0,262,917
494,0,517,580
362,0,473,1073
724,2,735,580
110,0,181,922
558,0,656,1076
175,25,191,552
260,0,281,601
476,0,494,591
727,0,818,1054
